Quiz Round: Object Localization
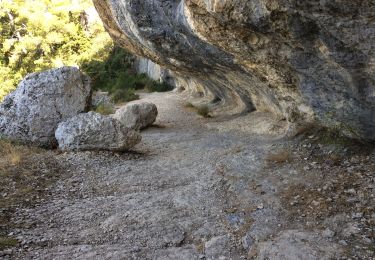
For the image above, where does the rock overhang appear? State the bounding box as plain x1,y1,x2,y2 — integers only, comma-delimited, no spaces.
94,0,375,140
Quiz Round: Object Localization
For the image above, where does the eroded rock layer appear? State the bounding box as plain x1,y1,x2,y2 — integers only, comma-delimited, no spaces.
94,0,375,139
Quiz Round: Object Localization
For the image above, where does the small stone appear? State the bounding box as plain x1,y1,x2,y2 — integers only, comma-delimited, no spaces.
322,229,335,238
345,188,356,194
242,234,253,250
342,223,361,237
352,212,363,219
0,249,12,256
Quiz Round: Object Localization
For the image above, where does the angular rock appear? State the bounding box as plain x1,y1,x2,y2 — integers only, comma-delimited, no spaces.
55,112,141,151
0,66,91,147
113,102,158,130
94,0,375,140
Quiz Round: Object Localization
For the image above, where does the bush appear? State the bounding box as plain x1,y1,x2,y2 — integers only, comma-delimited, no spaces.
146,81,174,92
80,46,172,104
0,0,111,101
197,105,211,118
0,1,172,103
111,88,139,104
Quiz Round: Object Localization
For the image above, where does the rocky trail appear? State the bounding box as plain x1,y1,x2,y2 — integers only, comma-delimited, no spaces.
4,92,375,259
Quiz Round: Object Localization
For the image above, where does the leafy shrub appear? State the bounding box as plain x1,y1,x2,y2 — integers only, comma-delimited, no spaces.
80,46,173,103
111,88,139,104
146,81,174,92
0,1,172,103
185,103,212,118
197,105,211,118
0,0,111,100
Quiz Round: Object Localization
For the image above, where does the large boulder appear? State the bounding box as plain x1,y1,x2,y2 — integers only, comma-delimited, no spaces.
0,67,91,147
55,112,141,151
113,102,158,130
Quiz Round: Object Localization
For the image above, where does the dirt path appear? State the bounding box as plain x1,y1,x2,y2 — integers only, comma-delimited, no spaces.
8,92,375,259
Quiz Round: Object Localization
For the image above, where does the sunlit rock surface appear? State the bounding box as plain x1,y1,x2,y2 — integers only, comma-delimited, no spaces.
55,111,141,151
94,0,375,140
113,102,158,131
0,67,91,147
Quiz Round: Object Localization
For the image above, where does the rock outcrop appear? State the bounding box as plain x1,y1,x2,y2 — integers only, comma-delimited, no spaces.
113,102,158,130
93,0,375,140
55,112,141,151
134,58,174,85
0,67,91,147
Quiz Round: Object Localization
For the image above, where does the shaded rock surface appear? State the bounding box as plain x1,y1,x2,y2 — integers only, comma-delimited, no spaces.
113,102,158,130
94,0,375,140
0,66,91,147
55,112,141,151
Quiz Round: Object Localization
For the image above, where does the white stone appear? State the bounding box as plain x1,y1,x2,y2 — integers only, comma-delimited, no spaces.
113,102,158,130
55,112,141,151
0,66,91,147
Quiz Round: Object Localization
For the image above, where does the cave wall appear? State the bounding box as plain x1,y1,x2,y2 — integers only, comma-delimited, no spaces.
93,0,375,140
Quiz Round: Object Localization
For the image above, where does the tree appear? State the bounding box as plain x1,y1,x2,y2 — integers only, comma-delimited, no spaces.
0,0,111,99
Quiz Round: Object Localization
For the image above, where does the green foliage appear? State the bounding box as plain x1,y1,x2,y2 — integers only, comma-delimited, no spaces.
146,80,174,92
81,46,173,103
80,46,141,103
197,105,211,118
0,0,110,100
111,88,139,104
81,46,134,91
0,0,173,103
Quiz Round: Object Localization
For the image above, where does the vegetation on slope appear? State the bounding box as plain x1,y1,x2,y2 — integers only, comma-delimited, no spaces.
0,0,173,102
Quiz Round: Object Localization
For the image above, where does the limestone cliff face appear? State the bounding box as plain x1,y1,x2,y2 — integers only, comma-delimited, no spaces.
93,0,375,140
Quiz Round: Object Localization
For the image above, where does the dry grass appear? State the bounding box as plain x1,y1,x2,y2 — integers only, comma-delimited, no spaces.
0,139,65,251
0,140,28,167
0,237,18,250
185,102,194,108
185,102,212,118
150,124,167,129
93,102,115,115
266,149,293,164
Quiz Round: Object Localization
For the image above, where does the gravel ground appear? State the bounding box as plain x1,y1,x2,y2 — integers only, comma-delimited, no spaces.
1,92,374,259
